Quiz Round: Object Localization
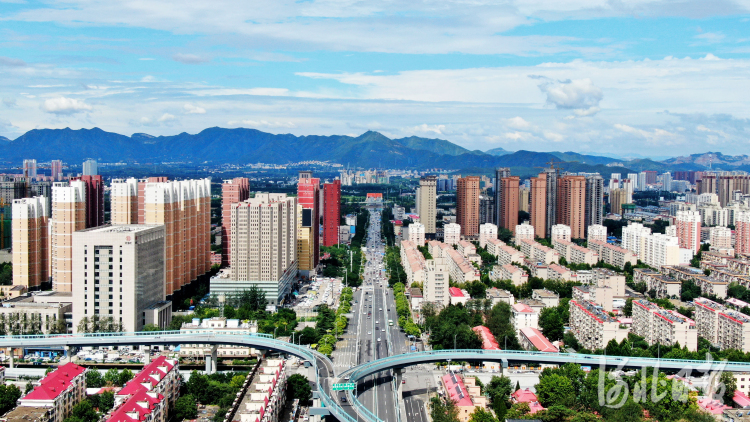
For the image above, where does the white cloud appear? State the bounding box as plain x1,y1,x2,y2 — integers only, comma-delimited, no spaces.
183,103,206,114
694,32,726,43
138,58,155,61
41,97,92,114
409,124,446,135
172,53,210,64
504,117,532,129
228,119,297,129
157,113,175,122
538,78,603,115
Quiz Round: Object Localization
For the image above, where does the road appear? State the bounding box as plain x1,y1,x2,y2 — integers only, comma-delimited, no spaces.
331,207,414,421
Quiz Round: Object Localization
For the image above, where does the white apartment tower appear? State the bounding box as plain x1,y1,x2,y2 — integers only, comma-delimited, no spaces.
409,222,426,246
676,210,701,254
587,224,607,243
110,178,139,224
514,222,535,244
423,257,450,307
479,223,498,248
444,223,461,246
622,222,652,259
72,225,169,333
710,226,732,250
550,224,571,242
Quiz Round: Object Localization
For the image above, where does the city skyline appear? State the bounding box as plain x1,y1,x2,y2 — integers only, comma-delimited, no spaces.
1,2,750,156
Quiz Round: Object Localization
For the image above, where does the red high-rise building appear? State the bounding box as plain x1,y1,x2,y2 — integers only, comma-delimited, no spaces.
323,180,341,247
298,171,320,269
221,178,250,266
71,175,104,228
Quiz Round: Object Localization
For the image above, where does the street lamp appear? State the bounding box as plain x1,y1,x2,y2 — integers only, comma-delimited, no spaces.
273,327,278,339
454,333,458,350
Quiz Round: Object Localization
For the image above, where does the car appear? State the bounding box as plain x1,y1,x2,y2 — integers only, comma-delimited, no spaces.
377,338,381,341
340,396,347,403
368,331,371,335
402,379,406,384
376,321,379,324
382,328,385,332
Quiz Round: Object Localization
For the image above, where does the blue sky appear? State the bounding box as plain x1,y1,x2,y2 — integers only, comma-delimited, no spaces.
1,0,750,157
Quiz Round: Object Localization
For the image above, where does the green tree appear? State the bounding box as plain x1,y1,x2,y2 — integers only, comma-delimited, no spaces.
104,368,120,386
623,298,633,317
485,375,512,409
286,374,312,404
720,371,738,405
86,370,104,389
504,402,530,419
430,396,460,422
25,381,33,394
142,324,161,331
65,400,99,422
0,385,22,415
538,308,564,342
468,407,497,422
535,373,575,408
99,391,115,412
174,394,198,420
537,405,575,422
187,371,210,404
118,368,134,386
318,343,333,356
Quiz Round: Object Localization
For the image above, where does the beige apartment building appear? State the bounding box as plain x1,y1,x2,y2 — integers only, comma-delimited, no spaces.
573,285,615,312
423,257,450,307
211,193,297,305
72,225,170,333
632,300,697,351
557,175,586,239
569,299,629,351
418,176,437,234
494,264,528,286
50,180,86,292
401,240,427,285
588,240,638,269
12,196,49,289
694,297,726,345
552,238,599,265
519,238,560,264
661,265,728,299
111,178,211,295
633,268,681,299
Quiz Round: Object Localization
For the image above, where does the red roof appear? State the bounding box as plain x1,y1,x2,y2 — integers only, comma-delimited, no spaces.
441,373,473,407
512,303,534,313
472,326,500,350
23,363,87,401
511,388,546,414
520,327,558,352
449,287,464,297
108,390,165,422
366,193,383,198
734,390,750,407
118,356,175,396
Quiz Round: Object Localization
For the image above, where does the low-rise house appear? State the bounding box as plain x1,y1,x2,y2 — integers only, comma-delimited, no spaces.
17,363,88,422
519,327,558,352
485,287,514,306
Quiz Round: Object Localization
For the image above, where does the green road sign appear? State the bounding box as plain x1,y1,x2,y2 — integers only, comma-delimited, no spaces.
332,383,356,391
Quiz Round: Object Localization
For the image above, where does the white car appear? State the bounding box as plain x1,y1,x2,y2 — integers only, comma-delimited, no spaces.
377,338,381,342
368,331,371,335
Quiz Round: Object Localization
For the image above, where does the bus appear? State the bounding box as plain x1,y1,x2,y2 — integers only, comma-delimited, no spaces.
388,319,393,326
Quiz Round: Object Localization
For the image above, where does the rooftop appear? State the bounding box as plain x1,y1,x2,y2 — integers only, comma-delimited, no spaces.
472,326,500,350
520,327,558,352
78,224,163,234
441,372,474,407
449,287,464,298
512,303,534,313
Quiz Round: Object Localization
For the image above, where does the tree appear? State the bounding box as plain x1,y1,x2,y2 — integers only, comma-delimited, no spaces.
485,375,512,408
99,391,115,412
430,396,460,422
142,324,161,331
537,405,575,422
187,371,210,404
286,374,312,404
86,370,105,389
536,373,575,407
538,308,564,342
720,371,737,405
174,394,198,420
318,343,333,356
119,368,134,386
0,385,21,415
468,407,497,422
65,400,99,422
25,381,33,394
104,368,120,385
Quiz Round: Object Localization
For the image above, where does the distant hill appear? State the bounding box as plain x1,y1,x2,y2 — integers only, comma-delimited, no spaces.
549,151,618,165
0,136,10,143
393,136,475,156
663,152,750,169
485,147,512,156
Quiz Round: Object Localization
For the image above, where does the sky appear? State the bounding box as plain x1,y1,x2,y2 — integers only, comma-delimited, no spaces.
1,1,750,158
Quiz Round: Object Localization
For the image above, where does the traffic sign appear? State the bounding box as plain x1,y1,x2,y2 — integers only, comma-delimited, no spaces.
332,383,356,391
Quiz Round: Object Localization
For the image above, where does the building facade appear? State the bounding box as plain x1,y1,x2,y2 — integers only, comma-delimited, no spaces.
50,180,86,292
12,196,49,289
556,175,586,239
418,176,437,234
457,176,480,236
221,178,250,266
322,180,341,247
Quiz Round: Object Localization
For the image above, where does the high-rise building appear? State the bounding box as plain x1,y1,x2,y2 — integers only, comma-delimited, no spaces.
542,168,559,238
221,178,250,266
479,195,494,225
498,176,520,235
609,188,626,215
12,197,49,289
50,180,86,292
587,224,607,244
110,178,139,224
50,160,63,181
529,173,547,239
144,179,211,295
627,173,639,190
494,168,511,225
297,172,320,276
659,172,672,192
478,223,497,248
551,224,571,242
23,159,37,179
456,176,480,236
444,223,461,245
0,176,30,204
71,175,104,228
622,179,634,203
709,226,732,250
584,174,604,230
82,159,98,176
219,193,297,304
675,210,701,254
736,211,750,256
519,187,530,213
556,175,586,239
110,178,211,295
72,225,170,333
515,222,535,244
622,222,652,259
323,180,341,247
409,222,426,246
637,172,647,191
418,176,437,234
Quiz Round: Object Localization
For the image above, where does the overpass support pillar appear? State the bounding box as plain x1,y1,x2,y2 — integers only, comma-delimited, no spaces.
144,346,151,364
205,345,218,374
8,351,13,369
64,346,72,362
501,358,509,376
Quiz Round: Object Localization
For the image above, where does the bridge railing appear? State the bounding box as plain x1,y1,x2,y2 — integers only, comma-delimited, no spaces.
0,330,274,340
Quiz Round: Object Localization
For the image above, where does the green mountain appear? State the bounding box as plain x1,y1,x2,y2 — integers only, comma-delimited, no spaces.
485,147,512,156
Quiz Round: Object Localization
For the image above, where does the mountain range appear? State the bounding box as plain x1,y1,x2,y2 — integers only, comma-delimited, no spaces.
0,127,745,175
